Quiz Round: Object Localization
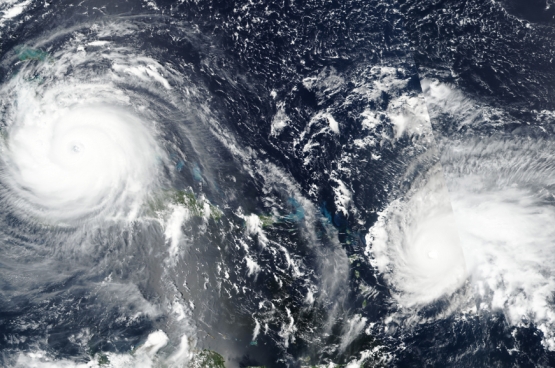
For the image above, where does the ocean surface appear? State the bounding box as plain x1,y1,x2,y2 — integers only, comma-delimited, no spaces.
0,0,554,366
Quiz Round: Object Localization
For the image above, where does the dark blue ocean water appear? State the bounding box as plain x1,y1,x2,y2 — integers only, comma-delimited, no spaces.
0,0,554,367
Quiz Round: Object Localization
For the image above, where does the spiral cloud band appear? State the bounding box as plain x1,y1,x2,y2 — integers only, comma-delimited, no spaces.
0,16,354,367
444,137,555,350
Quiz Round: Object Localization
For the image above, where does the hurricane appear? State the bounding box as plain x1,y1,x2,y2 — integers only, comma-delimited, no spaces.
0,16,206,367
367,164,467,308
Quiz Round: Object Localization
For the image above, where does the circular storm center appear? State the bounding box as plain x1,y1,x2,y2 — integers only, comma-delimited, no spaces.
5,105,163,221
72,143,84,153
395,210,467,306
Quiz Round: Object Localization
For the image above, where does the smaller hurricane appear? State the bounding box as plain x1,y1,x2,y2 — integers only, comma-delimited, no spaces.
421,80,555,350
367,165,467,307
